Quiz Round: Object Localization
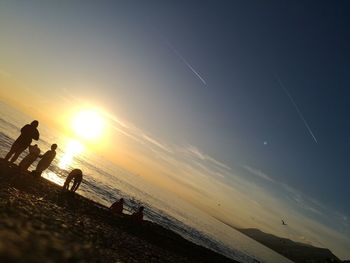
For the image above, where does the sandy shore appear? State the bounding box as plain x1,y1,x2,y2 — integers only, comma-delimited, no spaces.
0,159,237,263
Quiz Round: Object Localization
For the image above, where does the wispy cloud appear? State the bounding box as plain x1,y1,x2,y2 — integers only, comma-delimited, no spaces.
142,134,173,153
242,164,326,216
242,165,275,183
106,112,345,241
105,111,339,228
184,145,231,171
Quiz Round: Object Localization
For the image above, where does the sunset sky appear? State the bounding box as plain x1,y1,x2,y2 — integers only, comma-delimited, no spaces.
0,1,349,259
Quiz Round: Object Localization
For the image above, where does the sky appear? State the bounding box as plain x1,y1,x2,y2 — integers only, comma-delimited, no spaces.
0,0,350,259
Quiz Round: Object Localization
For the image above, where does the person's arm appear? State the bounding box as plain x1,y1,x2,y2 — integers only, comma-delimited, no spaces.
33,130,39,140
28,145,34,153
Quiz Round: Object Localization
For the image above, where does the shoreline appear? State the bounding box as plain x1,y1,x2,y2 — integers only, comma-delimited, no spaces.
0,159,238,263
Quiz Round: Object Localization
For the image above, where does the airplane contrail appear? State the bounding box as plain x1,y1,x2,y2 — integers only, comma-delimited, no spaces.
275,75,318,144
165,41,207,86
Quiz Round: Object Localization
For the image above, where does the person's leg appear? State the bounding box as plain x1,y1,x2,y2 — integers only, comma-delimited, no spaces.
9,150,22,163
4,148,15,161
75,180,81,192
4,141,20,161
33,164,44,177
71,178,82,192
63,175,73,190
34,162,49,177
9,145,27,163
63,180,70,190
71,180,78,192
22,157,36,171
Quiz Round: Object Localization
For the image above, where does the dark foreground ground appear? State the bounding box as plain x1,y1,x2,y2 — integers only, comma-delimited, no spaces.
0,159,237,263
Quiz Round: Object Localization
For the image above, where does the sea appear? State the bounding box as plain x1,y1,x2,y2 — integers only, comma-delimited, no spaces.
0,102,293,263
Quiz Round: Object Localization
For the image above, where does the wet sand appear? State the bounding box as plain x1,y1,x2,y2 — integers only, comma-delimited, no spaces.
0,159,237,263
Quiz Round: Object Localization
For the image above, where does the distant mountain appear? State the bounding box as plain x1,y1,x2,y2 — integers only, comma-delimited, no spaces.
237,228,342,263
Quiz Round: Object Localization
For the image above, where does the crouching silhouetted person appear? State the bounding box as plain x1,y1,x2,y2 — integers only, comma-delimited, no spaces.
32,144,57,177
19,144,41,171
5,120,39,163
63,168,83,192
110,198,124,214
131,206,144,223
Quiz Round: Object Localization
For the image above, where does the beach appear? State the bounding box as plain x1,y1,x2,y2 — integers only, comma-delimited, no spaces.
0,159,237,263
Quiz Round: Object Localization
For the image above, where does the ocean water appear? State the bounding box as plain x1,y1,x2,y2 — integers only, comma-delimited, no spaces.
0,102,293,263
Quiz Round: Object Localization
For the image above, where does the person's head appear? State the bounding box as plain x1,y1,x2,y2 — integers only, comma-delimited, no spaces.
51,144,58,150
31,120,39,128
73,168,82,174
139,206,144,212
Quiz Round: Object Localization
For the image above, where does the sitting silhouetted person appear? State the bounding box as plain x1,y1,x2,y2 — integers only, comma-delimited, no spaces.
131,206,144,223
32,144,57,177
5,120,40,163
63,168,83,192
19,144,41,171
110,198,124,214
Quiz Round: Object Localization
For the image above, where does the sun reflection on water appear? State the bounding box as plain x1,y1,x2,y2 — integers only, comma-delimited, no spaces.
59,139,84,169
42,171,65,186
41,139,84,187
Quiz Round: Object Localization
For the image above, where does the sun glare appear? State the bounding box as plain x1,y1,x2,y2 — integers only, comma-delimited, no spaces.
72,109,105,140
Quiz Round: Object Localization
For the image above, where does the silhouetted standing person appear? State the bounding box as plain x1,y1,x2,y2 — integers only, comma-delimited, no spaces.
5,120,39,163
19,144,41,171
110,198,124,214
132,206,144,223
33,144,57,177
63,168,83,192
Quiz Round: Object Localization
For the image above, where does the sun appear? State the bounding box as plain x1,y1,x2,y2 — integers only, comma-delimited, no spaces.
71,109,105,140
